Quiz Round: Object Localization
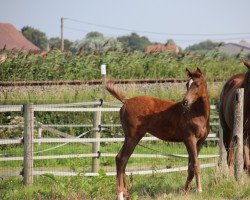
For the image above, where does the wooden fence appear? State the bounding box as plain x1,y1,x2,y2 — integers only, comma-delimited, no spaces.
0,98,243,185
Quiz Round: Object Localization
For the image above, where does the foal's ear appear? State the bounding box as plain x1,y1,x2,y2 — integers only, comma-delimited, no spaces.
196,67,203,74
242,58,250,69
186,68,192,77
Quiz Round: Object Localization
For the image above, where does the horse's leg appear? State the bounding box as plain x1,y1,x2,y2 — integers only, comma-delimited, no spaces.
116,136,142,200
243,137,250,174
184,138,199,193
195,138,206,191
184,138,202,193
228,139,235,175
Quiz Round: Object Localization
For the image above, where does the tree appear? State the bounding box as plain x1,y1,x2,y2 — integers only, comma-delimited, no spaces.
21,26,48,51
185,40,222,51
72,31,123,53
165,39,176,46
117,32,151,51
49,37,73,51
86,32,104,39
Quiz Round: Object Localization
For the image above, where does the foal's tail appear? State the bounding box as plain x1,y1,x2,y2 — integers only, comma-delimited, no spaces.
106,80,126,104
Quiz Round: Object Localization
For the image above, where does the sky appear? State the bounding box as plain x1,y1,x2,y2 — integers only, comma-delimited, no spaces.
1,0,250,48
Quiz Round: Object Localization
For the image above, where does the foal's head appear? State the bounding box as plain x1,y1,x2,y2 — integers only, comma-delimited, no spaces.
182,68,207,109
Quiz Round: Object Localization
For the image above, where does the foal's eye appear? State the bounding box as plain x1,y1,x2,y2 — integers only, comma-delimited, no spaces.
194,83,199,88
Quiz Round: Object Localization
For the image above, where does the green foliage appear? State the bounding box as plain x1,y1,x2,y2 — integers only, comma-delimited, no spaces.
21,26,48,50
72,31,123,53
185,40,222,51
0,49,246,82
117,32,151,51
86,31,104,39
165,39,176,46
49,37,73,51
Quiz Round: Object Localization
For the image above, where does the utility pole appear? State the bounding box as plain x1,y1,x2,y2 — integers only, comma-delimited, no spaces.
61,17,64,51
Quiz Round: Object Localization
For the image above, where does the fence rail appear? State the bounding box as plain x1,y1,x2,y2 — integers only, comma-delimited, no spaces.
0,78,226,87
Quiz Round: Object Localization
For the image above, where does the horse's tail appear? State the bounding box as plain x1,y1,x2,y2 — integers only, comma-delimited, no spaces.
218,82,230,146
106,80,126,104
219,84,225,121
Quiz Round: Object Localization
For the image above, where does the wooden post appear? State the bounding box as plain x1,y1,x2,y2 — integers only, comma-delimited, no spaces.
23,104,34,185
61,17,64,51
218,123,228,173
92,104,102,173
233,88,244,183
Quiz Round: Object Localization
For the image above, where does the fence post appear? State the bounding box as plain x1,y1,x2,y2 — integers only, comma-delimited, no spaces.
92,103,102,173
233,88,244,183
23,104,34,185
218,123,228,173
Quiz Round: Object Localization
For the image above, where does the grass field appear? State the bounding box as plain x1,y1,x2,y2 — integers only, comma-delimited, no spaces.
1,168,250,200
0,81,223,105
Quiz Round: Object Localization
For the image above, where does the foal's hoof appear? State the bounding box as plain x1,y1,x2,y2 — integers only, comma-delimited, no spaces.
118,192,124,200
117,192,131,200
182,189,189,195
197,189,202,193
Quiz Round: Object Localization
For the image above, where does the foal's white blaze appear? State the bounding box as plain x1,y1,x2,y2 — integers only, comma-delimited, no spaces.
118,192,124,200
188,78,194,88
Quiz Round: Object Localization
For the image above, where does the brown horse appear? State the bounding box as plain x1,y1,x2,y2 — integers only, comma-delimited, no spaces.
106,68,210,200
219,59,250,174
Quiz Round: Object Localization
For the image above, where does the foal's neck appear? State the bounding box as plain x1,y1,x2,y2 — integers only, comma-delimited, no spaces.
193,93,210,119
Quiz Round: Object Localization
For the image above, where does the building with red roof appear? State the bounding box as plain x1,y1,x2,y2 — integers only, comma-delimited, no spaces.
0,23,39,51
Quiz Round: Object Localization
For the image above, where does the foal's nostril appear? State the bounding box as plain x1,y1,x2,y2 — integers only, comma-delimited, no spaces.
182,100,188,107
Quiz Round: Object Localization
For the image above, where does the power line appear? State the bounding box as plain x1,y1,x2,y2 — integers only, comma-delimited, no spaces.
64,26,90,33
64,26,250,43
64,17,250,37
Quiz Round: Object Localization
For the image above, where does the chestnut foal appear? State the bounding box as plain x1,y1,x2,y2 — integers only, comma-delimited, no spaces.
106,68,210,200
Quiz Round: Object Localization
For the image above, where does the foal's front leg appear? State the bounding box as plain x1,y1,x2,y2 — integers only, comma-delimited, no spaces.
184,139,201,193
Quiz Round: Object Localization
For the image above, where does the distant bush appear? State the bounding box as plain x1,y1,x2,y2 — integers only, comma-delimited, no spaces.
0,49,246,81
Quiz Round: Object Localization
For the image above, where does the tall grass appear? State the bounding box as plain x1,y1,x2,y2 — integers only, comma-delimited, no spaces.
0,49,247,81
0,81,223,104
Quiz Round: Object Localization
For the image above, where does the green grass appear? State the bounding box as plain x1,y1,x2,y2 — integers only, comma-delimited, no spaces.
1,168,250,200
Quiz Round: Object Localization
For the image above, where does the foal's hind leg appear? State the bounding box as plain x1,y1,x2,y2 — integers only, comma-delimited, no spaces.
116,136,142,200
